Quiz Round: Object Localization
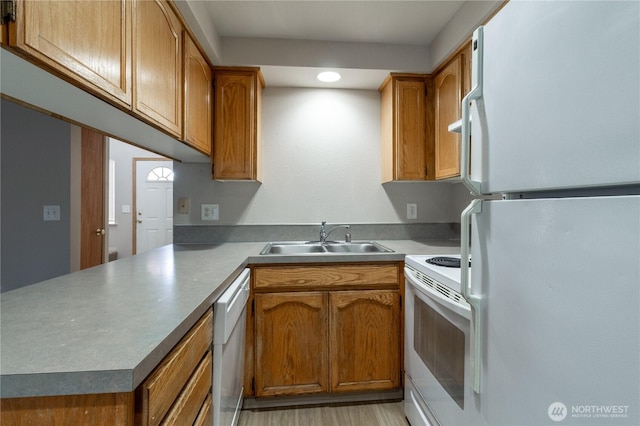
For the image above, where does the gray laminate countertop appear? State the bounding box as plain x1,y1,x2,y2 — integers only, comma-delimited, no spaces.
0,239,459,398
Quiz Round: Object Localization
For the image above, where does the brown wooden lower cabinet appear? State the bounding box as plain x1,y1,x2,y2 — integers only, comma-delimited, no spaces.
255,292,329,396
0,309,213,426
251,263,403,398
330,290,401,393
135,309,213,425
0,392,134,426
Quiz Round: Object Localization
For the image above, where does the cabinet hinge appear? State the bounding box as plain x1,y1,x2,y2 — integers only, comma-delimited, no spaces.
1,0,16,24
251,377,255,393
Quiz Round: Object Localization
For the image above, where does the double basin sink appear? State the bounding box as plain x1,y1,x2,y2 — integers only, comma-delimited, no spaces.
260,241,394,255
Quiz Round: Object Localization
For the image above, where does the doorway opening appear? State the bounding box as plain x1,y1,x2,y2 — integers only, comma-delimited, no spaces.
107,139,172,259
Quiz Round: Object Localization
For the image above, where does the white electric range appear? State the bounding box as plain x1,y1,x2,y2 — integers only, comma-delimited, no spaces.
404,254,473,426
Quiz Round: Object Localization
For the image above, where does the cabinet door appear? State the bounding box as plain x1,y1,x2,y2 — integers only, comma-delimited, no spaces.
183,33,212,155
9,0,131,107
329,290,401,393
395,79,427,180
213,71,260,180
255,292,328,397
133,0,182,137
1,8,8,45
435,55,463,179
461,41,472,98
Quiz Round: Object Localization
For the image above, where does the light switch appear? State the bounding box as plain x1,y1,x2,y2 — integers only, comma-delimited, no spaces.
43,205,61,221
201,204,219,221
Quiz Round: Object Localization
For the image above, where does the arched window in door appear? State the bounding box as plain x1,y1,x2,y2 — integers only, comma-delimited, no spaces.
146,166,174,182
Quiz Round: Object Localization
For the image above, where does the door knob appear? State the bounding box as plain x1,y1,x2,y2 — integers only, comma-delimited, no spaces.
96,228,105,236
137,219,143,224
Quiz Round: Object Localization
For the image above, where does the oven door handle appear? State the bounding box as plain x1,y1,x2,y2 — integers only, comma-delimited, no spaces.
461,199,483,394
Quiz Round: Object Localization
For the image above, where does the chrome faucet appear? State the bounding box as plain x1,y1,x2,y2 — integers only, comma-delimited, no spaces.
319,221,351,244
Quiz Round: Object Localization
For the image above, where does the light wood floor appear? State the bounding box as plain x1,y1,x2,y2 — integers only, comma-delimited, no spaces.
238,401,408,426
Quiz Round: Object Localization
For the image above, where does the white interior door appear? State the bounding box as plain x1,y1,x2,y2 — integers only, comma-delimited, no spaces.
135,160,173,254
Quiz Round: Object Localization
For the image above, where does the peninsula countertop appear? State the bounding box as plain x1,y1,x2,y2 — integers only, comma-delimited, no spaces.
0,239,460,399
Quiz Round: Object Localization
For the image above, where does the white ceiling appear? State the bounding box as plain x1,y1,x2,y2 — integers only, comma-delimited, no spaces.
203,1,465,46
184,1,496,89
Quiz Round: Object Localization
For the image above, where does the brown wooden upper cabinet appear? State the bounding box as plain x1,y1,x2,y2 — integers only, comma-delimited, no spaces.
0,6,8,45
133,0,183,138
434,56,463,179
434,41,472,180
212,67,264,181
379,74,431,182
4,0,215,154
380,41,472,182
183,32,212,156
6,0,132,108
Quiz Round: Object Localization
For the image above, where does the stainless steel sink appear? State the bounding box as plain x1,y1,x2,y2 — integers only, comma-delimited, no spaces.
323,242,393,253
259,241,394,255
259,243,326,255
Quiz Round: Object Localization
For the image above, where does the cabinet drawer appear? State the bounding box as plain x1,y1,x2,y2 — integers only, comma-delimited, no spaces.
161,353,212,425
137,309,213,426
254,264,400,291
193,393,213,426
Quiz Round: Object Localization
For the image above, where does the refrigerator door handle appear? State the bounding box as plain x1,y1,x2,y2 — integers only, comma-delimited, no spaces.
461,26,484,196
461,199,483,394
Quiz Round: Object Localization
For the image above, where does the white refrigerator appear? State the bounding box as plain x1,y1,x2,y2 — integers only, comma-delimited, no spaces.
459,1,639,425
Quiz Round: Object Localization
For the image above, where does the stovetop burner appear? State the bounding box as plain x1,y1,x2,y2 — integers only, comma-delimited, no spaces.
425,256,470,268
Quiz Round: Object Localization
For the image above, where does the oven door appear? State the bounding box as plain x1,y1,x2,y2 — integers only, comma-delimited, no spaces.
404,266,472,426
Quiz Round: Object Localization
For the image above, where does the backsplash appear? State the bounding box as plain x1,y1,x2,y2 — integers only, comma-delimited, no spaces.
174,223,460,244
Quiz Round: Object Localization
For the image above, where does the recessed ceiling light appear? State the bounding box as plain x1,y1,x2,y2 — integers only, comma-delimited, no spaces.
317,71,341,83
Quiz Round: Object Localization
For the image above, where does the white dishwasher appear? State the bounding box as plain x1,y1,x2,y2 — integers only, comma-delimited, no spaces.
213,268,250,426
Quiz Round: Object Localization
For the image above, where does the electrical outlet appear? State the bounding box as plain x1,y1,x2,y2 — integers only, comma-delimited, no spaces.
178,197,190,214
43,205,61,221
201,204,219,221
407,203,418,220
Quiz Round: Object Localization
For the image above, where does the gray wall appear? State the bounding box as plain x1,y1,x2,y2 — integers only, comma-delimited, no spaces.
174,87,459,226
1,100,71,292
